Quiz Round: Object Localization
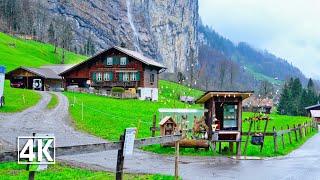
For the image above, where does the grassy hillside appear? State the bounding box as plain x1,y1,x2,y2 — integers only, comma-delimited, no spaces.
64,80,204,140
0,81,41,112
0,32,86,71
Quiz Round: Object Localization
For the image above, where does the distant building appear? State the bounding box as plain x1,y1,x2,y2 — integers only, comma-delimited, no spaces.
5,65,73,91
243,96,274,114
59,46,166,101
305,103,320,117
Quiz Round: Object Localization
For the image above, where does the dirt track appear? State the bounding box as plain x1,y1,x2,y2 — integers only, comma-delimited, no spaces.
1,92,319,180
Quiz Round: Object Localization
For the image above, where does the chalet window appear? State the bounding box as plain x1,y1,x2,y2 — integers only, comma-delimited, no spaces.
104,72,113,81
130,72,136,81
150,74,155,83
123,72,129,82
96,72,102,82
106,57,113,65
120,57,127,65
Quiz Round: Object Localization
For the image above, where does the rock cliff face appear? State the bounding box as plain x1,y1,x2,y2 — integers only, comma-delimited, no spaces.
44,0,198,72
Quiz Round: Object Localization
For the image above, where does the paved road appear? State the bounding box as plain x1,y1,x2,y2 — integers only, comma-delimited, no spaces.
1,92,319,180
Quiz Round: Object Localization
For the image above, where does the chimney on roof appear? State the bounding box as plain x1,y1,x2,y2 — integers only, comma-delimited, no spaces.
120,42,126,48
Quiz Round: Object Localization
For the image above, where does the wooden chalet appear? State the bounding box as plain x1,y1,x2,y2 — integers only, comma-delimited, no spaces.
5,65,72,91
59,46,166,101
196,91,253,155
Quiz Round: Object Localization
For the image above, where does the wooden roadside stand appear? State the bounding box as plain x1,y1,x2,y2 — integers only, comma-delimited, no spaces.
159,116,177,136
196,91,253,158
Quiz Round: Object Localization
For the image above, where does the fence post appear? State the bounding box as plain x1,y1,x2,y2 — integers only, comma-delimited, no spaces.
298,124,303,138
116,134,125,180
293,124,298,142
151,115,156,137
287,125,292,144
175,140,180,180
281,127,285,149
304,122,307,136
273,126,278,153
81,102,84,121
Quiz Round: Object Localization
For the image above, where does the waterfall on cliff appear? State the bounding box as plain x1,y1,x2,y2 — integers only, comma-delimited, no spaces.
126,0,141,52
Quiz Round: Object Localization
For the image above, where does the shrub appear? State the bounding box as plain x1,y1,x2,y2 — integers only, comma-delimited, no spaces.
111,87,125,93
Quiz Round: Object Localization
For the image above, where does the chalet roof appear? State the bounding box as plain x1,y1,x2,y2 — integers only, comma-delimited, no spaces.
310,110,320,118
305,104,320,110
59,46,166,75
6,65,74,79
114,46,166,69
159,116,176,125
196,91,254,104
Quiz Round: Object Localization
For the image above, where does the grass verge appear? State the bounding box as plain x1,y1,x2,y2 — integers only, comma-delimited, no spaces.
0,162,175,180
47,93,58,109
0,81,41,113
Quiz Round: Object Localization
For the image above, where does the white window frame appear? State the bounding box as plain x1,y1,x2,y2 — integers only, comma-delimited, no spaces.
123,72,129,82
130,72,136,81
104,72,110,81
120,57,127,65
106,57,113,65
96,72,102,82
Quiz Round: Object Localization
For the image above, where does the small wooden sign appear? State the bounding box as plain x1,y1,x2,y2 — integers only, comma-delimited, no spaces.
123,128,136,157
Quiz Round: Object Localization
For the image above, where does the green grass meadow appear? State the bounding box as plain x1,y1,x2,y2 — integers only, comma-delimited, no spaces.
47,93,59,109
64,80,203,140
0,81,41,113
0,162,175,180
0,32,86,72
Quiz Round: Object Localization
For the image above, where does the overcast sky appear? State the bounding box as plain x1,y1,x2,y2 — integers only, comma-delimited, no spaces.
199,0,320,79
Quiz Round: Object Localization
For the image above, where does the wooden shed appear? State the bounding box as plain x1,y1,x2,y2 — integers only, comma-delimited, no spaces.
159,116,177,136
196,91,253,155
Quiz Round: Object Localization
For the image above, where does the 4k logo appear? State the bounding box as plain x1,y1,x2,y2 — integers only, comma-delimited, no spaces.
17,136,55,164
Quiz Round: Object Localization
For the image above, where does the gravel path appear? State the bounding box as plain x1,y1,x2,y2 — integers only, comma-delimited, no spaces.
0,92,319,180
0,91,105,152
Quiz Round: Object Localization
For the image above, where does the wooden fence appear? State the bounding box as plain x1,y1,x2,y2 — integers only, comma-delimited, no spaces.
0,134,182,180
243,121,318,153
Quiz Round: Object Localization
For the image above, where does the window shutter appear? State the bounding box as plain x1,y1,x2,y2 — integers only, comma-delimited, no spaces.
110,72,113,80
119,72,123,81
136,72,140,81
91,72,96,82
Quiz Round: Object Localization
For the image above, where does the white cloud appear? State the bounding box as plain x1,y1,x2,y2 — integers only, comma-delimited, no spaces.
199,0,320,79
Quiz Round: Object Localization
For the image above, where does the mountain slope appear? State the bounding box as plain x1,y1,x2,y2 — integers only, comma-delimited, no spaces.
0,32,86,71
198,24,306,83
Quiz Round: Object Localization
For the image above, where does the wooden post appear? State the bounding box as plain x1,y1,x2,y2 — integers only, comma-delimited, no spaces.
260,118,269,152
244,120,253,155
152,115,156,137
273,126,278,153
175,140,180,180
116,134,125,180
281,127,285,149
27,133,36,180
229,142,234,154
287,125,292,144
219,142,222,154
236,141,241,158
298,124,303,138
304,123,307,136
293,124,298,141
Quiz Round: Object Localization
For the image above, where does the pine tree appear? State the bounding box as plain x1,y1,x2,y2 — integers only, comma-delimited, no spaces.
278,83,290,115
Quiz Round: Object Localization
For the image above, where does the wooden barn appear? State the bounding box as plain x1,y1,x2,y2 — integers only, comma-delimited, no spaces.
196,91,253,155
59,46,166,101
5,65,72,91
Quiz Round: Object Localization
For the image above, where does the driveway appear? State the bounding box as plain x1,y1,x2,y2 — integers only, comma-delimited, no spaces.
0,92,319,180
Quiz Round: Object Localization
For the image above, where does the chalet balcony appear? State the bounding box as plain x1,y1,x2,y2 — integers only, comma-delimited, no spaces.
92,81,139,88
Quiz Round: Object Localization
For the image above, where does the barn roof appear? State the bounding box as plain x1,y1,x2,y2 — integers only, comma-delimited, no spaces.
6,65,74,79
59,46,166,76
305,104,320,110
196,91,254,104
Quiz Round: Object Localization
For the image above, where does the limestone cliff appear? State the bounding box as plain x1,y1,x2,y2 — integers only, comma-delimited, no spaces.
43,0,199,72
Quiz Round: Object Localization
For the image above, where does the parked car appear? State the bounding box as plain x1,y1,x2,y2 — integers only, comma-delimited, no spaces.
10,81,24,88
